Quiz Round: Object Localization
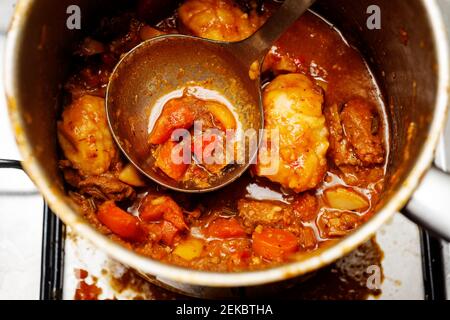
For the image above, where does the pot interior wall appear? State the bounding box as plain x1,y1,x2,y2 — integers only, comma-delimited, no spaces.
11,0,437,221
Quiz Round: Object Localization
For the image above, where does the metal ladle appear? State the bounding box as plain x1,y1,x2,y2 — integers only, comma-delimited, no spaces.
106,0,315,192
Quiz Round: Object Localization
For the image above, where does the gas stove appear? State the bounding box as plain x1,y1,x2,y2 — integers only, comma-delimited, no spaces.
0,0,449,300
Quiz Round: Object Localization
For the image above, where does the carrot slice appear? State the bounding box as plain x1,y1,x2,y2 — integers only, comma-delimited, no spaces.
155,140,189,181
252,227,298,261
97,201,146,242
205,218,246,239
149,99,195,145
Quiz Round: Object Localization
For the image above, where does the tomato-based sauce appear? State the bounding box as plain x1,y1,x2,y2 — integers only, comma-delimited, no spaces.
59,0,389,272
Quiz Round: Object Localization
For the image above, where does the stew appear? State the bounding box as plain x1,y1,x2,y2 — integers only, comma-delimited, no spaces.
58,0,388,272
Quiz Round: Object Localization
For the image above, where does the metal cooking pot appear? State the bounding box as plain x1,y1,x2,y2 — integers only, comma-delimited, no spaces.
4,0,450,298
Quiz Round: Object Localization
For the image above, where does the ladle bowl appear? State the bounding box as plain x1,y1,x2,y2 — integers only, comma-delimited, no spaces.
106,0,315,192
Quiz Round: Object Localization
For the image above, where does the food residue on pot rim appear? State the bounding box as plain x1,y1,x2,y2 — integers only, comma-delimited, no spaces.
73,238,384,300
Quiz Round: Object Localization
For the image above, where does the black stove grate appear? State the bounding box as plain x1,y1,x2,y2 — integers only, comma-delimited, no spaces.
40,204,65,300
420,229,447,300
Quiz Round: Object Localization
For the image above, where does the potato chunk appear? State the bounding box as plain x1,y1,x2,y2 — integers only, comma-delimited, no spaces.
324,187,369,211
118,163,147,187
57,95,116,176
173,238,204,261
256,74,329,192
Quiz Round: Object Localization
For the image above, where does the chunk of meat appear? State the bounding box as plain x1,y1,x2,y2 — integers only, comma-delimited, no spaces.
160,220,180,245
97,201,146,242
252,227,299,261
77,174,136,201
325,98,385,167
237,198,310,239
180,165,211,189
205,239,252,270
178,0,267,42
238,199,285,228
61,163,135,201
149,97,196,145
108,18,145,56
318,211,360,238
57,95,117,176
205,217,246,239
154,140,189,181
256,74,329,192
65,64,112,99
292,192,319,222
340,98,385,165
338,165,385,188
298,227,318,250
325,103,360,166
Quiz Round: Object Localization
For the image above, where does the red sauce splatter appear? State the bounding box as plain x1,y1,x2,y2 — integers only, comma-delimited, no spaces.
74,269,102,300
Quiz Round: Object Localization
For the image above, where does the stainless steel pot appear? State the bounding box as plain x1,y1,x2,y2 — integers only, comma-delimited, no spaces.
4,0,450,298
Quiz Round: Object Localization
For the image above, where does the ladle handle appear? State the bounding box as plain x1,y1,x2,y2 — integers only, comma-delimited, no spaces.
233,0,316,65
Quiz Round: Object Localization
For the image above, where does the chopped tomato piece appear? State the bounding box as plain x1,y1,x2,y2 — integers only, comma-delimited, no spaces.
160,220,180,246
155,140,189,181
139,196,168,221
252,227,298,261
139,195,187,230
163,205,188,231
205,218,246,239
149,98,195,144
97,201,146,242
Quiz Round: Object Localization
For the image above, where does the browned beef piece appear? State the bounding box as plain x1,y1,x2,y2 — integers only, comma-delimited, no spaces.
237,193,320,241
318,211,360,238
77,174,135,201
237,199,286,228
297,227,318,250
325,98,385,167
60,161,135,202
292,192,319,222
340,98,385,165
108,19,143,56
325,103,361,167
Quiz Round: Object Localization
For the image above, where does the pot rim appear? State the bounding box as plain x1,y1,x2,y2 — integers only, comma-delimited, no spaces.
4,0,449,287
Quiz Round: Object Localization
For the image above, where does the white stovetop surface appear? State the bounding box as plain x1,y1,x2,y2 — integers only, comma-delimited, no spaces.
0,0,449,300
0,0,42,300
